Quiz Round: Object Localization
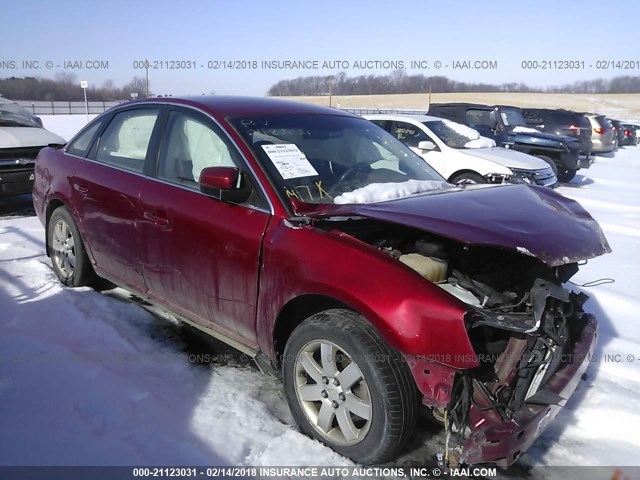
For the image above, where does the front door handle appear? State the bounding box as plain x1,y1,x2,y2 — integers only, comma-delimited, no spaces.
143,211,171,228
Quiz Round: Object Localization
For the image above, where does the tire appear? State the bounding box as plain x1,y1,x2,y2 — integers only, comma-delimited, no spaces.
48,206,96,287
449,172,487,185
535,155,558,175
282,309,418,464
557,168,577,182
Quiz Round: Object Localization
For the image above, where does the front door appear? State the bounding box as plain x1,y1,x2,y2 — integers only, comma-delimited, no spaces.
139,107,270,346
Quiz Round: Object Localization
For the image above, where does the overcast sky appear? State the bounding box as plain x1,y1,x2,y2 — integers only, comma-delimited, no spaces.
4,0,639,96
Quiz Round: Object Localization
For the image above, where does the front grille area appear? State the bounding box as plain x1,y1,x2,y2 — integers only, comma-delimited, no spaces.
512,167,557,187
532,167,557,186
0,146,44,161
0,146,43,174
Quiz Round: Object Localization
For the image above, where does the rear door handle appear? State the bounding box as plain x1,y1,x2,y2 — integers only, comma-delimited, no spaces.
143,211,171,228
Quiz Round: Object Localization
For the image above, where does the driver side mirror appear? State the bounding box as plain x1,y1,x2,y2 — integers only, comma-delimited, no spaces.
417,140,436,151
199,166,252,204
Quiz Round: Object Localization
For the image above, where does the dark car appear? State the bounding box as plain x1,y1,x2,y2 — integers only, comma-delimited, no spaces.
0,97,65,195
33,96,610,467
522,108,592,158
428,103,587,182
621,123,639,146
608,119,625,148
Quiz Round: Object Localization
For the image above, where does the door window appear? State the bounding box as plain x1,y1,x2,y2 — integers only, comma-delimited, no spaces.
465,109,494,129
95,109,159,172
389,121,429,148
158,111,240,185
157,110,268,209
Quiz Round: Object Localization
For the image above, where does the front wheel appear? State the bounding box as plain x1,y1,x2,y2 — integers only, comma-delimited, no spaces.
282,309,417,464
48,206,96,287
535,155,558,175
449,172,487,185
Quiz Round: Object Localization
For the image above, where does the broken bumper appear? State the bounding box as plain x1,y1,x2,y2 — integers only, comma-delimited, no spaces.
460,314,598,467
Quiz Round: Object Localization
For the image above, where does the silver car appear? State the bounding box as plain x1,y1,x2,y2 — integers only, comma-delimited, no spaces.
584,114,615,153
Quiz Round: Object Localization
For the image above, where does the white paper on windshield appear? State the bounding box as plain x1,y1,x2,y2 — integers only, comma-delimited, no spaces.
261,144,318,179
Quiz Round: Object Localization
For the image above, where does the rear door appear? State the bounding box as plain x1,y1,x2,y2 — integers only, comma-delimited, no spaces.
139,106,271,346
71,106,162,291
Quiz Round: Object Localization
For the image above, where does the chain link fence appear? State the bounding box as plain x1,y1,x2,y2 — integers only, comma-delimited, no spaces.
14,100,126,115
339,108,430,116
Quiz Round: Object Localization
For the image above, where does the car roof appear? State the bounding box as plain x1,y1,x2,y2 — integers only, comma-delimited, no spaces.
132,95,355,118
522,107,582,115
429,102,493,110
364,113,444,123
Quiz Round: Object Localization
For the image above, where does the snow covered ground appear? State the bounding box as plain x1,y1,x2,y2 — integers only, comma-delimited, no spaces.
0,116,639,479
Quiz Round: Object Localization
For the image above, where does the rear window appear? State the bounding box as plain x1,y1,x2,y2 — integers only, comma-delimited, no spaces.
596,116,612,130
551,111,574,124
67,120,104,156
523,110,546,125
577,115,590,128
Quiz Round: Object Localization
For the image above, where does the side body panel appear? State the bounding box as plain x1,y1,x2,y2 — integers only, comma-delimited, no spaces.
70,161,147,291
256,217,478,369
138,181,270,347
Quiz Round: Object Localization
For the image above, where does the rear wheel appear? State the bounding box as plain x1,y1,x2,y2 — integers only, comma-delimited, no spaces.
557,168,577,182
48,206,97,287
282,309,417,464
449,172,486,185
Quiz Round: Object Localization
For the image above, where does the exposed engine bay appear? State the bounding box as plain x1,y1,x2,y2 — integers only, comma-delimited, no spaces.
317,217,594,467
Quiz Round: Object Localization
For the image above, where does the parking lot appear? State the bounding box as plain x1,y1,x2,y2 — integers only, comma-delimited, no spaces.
1,137,638,477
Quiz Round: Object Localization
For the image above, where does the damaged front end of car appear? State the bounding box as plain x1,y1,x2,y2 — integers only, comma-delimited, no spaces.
291,184,610,467
438,263,598,468
371,230,600,467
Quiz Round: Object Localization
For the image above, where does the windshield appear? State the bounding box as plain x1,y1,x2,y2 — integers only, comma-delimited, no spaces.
0,99,41,127
424,119,495,149
499,107,527,127
231,114,446,205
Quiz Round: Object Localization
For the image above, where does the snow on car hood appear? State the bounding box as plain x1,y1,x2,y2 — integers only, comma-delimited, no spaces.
442,119,496,148
462,147,549,170
0,127,65,149
292,185,611,266
334,180,450,204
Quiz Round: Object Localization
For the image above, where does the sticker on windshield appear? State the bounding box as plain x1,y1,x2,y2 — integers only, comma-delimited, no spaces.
261,144,319,179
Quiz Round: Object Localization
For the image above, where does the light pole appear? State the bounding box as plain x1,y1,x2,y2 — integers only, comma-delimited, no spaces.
144,60,150,98
80,80,89,122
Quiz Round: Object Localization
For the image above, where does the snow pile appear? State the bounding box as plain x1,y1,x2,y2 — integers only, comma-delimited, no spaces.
333,179,448,204
513,125,541,134
442,119,496,148
0,218,351,467
464,136,496,148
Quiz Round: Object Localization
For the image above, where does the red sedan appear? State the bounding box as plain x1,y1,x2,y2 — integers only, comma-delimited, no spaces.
33,96,610,467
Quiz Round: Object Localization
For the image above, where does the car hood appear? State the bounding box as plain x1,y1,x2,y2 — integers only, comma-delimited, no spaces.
509,129,580,147
461,147,549,170
292,185,611,267
0,127,65,149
